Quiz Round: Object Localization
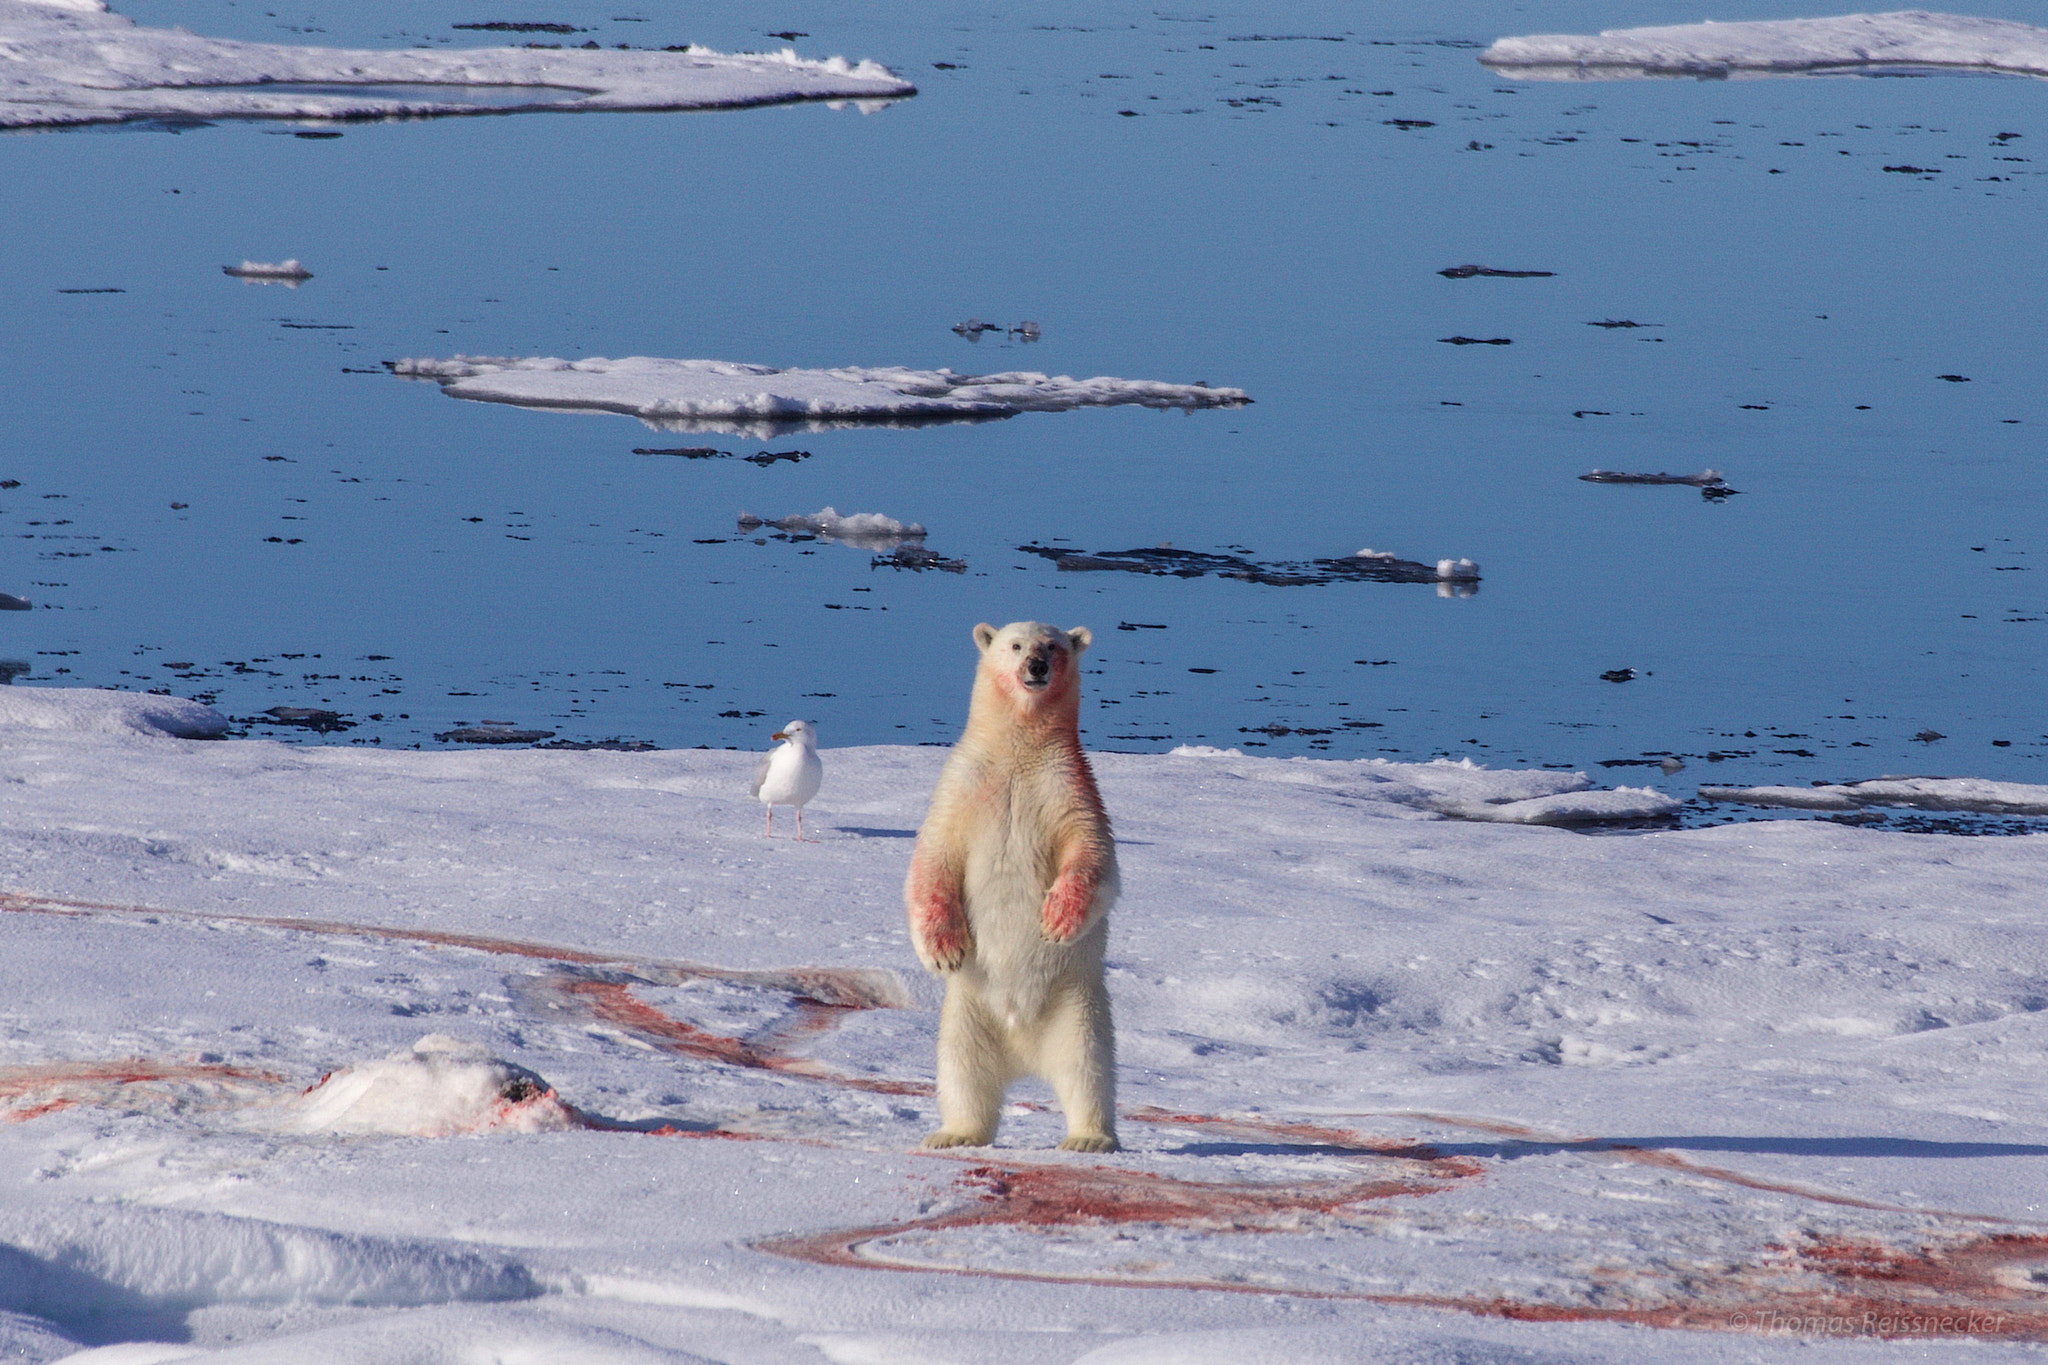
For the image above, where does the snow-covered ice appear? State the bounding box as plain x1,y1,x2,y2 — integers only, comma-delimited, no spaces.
1702,775,2048,816
1,685,2046,1361
1482,10,2048,82
0,0,913,130
390,355,1252,437
0,686,227,738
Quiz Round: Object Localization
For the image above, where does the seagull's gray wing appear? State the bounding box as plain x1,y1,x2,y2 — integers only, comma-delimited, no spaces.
750,748,774,799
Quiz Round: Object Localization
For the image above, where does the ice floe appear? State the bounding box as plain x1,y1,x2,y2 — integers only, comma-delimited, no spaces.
279,1035,577,1137
389,355,1250,437
1701,775,2048,816
1482,10,2048,82
735,509,927,550
1,696,2046,1359
1165,749,1681,825
0,0,914,130
0,685,227,738
223,259,312,285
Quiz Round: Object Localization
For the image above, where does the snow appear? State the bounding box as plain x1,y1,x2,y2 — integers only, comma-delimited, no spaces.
1,685,2046,1362
0,0,914,130
0,686,226,738
1702,775,2048,816
390,355,1252,437
1481,10,2048,82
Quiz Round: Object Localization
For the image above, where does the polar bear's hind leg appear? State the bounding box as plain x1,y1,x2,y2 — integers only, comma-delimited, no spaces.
923,982,1009,1149
1039,977,1118,1152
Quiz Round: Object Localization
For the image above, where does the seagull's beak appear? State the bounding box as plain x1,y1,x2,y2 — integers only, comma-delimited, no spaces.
772,730,789,741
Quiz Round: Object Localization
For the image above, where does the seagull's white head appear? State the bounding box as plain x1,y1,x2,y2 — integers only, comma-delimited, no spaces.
772,720,817,746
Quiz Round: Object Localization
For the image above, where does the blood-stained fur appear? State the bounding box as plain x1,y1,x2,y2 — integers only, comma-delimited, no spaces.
904,621,1119,1152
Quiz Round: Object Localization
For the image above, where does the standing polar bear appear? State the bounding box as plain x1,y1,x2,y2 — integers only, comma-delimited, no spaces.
905,621,1120,1152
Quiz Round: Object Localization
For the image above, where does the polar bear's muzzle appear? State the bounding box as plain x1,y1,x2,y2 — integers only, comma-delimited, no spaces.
1023,650,1054,689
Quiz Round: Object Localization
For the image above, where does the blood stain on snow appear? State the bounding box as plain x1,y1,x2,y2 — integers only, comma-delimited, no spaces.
535,971,933,1097
0,1059,287,1121
13,890,2048,1338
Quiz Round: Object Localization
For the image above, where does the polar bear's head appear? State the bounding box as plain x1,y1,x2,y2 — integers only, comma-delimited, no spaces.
972,621,1092,711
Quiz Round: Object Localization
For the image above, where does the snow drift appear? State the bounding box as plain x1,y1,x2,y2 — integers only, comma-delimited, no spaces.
0,686,227,738
0,0,914,130
390,355,1251,437
1481,11,2048,82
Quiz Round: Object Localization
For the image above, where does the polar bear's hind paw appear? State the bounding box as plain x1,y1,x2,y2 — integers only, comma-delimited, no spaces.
1058,1133,1120,1153
921,1129,989,1149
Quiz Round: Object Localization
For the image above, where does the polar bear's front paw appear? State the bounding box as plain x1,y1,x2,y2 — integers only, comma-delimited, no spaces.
916,921,972,973
1040,875,1094,942
911,894,972,971
921,1129,989,1149
1058,1133,1119,1153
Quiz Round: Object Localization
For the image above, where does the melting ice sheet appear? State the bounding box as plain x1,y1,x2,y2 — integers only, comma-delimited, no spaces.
389,355,1251,437
1481,10,2048,82
0,0,913,130
1701,776,2048,816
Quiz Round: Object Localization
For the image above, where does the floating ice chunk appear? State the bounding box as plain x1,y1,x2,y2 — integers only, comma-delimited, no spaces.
1701,776,2048,816
0,0,915,130
737,508,927,549
281,1034,577,1137
389,356,1250,438
223,258,312,285
0,686,226,738
1436,558,1480,580
1482,11,2048,82
1353,548,1395,560
1442,786,1683,826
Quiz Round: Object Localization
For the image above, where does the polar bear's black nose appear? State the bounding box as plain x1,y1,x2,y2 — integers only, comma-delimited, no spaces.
1026,654,1051,682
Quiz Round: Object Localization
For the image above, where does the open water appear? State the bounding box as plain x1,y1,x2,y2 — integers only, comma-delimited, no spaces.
4,0,2043,824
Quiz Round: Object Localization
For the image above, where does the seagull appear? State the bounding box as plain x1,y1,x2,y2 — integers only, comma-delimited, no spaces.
752,719,823,840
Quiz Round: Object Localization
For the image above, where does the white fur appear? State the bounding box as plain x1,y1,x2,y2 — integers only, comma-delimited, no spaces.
906,622,1119,1151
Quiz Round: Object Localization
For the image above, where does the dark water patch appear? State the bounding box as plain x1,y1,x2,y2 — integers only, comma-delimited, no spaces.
257,705,353,732
436,724,556,744
872,546,965,573
452,21,586,34
1020,543,1474,590
1438,335,1511,345
1438,264,1554,278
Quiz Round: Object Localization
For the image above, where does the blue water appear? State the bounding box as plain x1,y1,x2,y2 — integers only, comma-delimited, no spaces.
3,0,2043,816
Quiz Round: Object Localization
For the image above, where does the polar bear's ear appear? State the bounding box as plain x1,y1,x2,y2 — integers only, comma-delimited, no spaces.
1066,627,1092,656
973,623,997,652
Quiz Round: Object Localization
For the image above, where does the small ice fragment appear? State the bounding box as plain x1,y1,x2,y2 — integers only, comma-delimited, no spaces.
1354,548,1395,560
1011,321,1041,342
1436,558,1479,580
224,259,314,282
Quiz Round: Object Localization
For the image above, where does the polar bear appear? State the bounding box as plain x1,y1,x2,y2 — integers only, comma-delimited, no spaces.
904,621,1120,1152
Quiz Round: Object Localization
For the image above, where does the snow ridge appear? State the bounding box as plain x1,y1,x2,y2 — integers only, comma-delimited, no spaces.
1482,10,2048,81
